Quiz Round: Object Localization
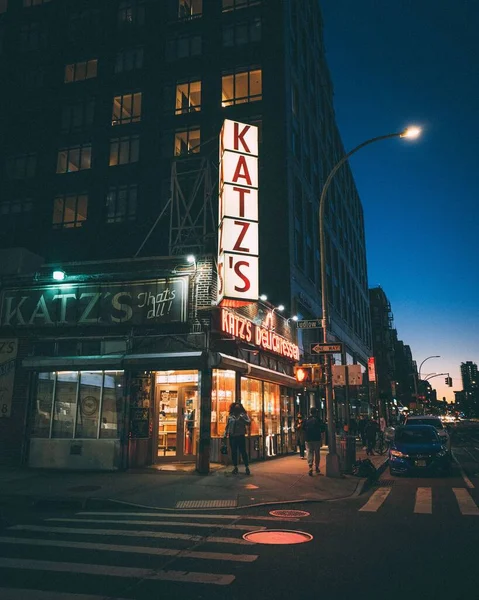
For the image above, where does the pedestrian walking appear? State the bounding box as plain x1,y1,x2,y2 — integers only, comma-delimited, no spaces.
295,413,306,458
364,418,379,456
358,415,368,448
223,402,251,475
303,407,324,476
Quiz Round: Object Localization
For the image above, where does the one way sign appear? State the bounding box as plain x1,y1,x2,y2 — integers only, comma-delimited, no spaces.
310,343,343,354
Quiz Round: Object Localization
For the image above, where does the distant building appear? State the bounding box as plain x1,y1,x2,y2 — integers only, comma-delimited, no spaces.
460,361,478,417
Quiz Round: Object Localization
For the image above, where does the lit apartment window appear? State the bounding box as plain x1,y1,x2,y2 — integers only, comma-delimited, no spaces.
222,68,262,106
23,0,51,6
64,59,98,83
223,18,261,46
106,184,137,223
52,193,88,229
174,128,200,156
175,80,201,114
0,1,7,15
222,0,260,11
166,34,201,61
109,135,140,166
56,144,92,173
112,92,142,125
5,153,36,179
178,0,202,19
61,99,95,133
118,0,145,27
115,47,144,73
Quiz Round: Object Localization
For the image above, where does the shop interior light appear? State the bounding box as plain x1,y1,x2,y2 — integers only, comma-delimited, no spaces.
52,270,66,281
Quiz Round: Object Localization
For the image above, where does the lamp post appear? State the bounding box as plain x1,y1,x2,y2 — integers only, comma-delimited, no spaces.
418,355,441,382
319,126,421,478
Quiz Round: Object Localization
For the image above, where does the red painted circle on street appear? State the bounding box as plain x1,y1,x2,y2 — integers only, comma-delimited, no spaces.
243,529,313,545
269,509,310,518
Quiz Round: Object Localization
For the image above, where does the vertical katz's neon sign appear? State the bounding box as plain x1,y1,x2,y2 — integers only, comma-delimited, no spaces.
217,120,259,307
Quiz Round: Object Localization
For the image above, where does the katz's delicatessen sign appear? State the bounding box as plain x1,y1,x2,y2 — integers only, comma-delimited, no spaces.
218,119,259,306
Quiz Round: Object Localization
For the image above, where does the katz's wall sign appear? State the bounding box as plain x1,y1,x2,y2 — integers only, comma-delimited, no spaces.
219,309,300,361
218,119,259,306
0,278,188,328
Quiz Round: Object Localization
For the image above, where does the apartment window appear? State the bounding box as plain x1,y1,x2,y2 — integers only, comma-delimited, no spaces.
52,193,88,229
56,144,92,173
115,47,144,73
222,0,260,11
175,80,201,114
68,8,101,41
178,0,202,20
174,128,200,156
23,0,51,6
223,18,261,47
61,99,95,133
0,1,7,15
106,184,137,223
5,153,36,179
109,135,140,166
166,34,201,61
64,59,98,83
0,198,33,229
112,92,142,126
118,0,145,27
17,67,44,88
222,68,262,106
20,22,45,50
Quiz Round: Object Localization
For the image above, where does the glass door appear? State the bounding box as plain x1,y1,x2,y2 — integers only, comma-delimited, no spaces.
182,388,198,459
157,388,179,458
156,385,199,461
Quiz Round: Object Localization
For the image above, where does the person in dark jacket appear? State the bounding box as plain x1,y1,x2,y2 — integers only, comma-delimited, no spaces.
295,413,306,458
364,419,379,455
358,416,368,448
223,402,251,475
303,407,323,476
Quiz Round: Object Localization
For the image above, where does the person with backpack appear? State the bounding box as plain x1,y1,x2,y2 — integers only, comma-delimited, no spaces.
303,407,324,476
223,402,251,475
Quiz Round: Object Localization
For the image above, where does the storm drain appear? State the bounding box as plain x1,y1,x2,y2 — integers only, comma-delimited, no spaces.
67,486,102,492
175,499,237,509
243,529,313,545
269,510,310,518
373,479,394,487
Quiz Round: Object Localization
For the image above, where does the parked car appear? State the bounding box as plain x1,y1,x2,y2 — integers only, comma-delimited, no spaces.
404,415,450,451
389,425,451,476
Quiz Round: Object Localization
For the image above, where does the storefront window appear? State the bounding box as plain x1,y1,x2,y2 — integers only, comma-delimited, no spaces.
241,377,262,436
51,372,79,438
211,369,235,437
31,371,125,440
101,371,125,438
264,381,280,456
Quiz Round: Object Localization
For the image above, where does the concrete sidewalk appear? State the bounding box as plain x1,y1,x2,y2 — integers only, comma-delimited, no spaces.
0,449,388,512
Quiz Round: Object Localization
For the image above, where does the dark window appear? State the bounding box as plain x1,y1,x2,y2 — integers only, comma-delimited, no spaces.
17,68,44,88
112,92,142,125
223,18,261,47
178,0,202,20
23,0,51,6
118,0,145,27
109,135,140,165
0,1,7,15
5,153,36,179
52,192,88,229
20,21,45,50
115,47,144,73
68,8,101,42
165,34,201,61
222,0,260,11
56,144,92,173
106,184,137,223
0,198,34,232
64,60,98,83
61,99,95,133
222,68,262,106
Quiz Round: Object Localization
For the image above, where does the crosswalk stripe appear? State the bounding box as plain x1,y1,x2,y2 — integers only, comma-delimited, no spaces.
414,487,432,514
0,589,129,600
76,511,299,522
359,487,391,512
46,517,265,531
8,525,254,545
0,557,234,585
0,536,258,562
453,488,479,516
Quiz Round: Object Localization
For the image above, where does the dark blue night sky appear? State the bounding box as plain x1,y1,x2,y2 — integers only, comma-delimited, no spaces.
320,0,479,402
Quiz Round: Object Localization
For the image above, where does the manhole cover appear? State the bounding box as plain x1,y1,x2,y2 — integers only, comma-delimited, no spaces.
243,529,313,545
269,510,310,518
67,486,101,492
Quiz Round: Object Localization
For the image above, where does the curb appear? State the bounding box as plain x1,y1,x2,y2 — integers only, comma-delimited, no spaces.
354,457,389,496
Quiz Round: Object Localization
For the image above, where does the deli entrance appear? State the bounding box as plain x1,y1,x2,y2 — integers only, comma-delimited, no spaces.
155,370,199,462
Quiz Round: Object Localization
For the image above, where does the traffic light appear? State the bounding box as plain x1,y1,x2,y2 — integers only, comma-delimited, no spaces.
444,377,448,386
447,377,453,387
295,365,313,384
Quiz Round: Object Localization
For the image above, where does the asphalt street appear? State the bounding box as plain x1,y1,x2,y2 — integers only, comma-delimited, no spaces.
1,422,478,600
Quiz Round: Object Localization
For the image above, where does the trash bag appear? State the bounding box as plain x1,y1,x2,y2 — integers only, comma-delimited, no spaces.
351,458,377,478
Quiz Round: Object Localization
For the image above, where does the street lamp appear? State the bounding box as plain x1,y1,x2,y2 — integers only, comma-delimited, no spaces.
319,126,422,478
418,355,440,382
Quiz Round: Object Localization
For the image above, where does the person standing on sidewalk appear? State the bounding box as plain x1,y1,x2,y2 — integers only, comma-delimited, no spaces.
223,402,251,475
365,418,379,456
295,413,306,458
303,407,323,476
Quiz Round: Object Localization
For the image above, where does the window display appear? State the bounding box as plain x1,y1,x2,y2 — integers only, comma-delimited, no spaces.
211,369,235,438
240,377,262,436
